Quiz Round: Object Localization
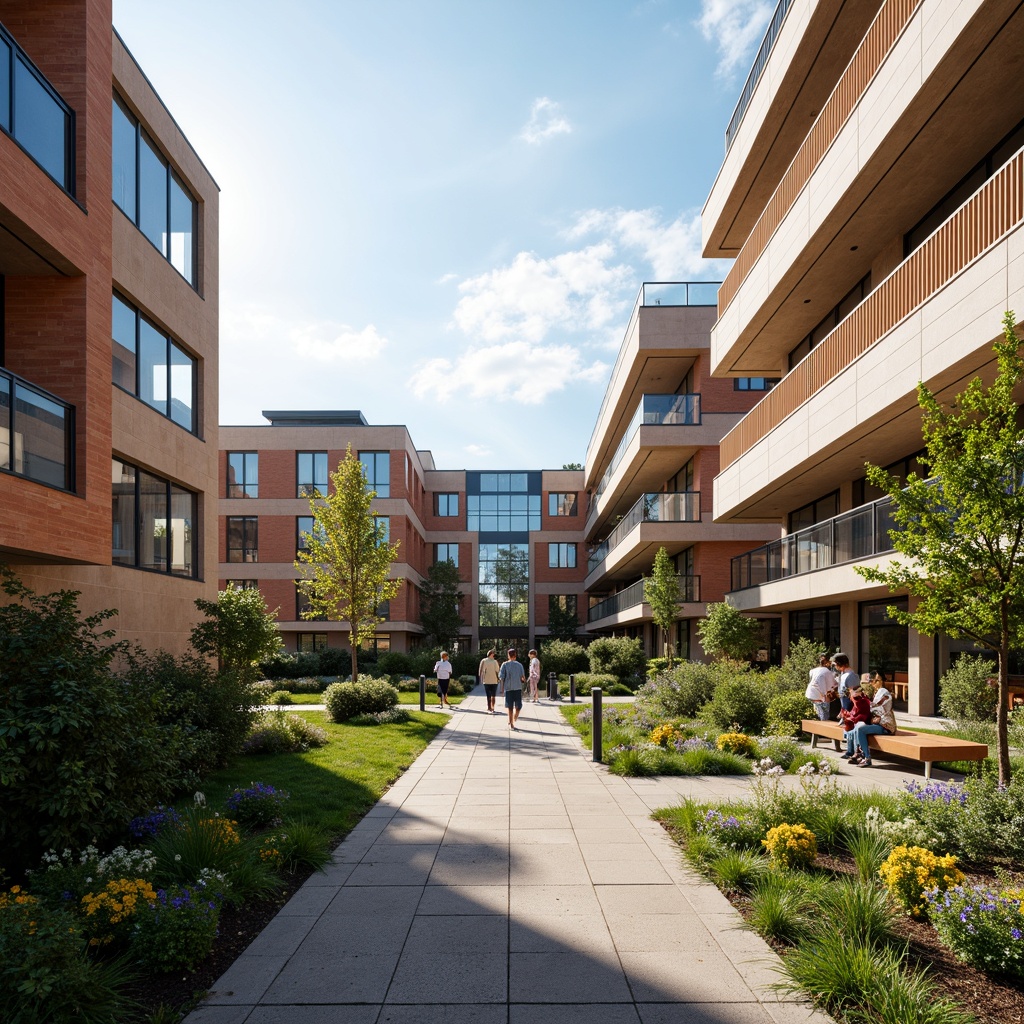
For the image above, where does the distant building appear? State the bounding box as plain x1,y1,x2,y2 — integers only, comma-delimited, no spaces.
0,1,219,653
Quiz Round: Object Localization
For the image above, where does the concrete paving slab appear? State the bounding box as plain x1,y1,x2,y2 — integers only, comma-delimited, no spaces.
509,914,616,954
511,1007,641,1024
262,955,399,1004
619,950,760,1003
378,1007,507,1024
248,1007,379,1024
415,884,508,916
508,950,632,1002
385,952,507,1003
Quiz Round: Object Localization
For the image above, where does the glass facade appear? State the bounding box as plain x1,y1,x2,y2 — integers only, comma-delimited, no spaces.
548,492,577,516
297,451,328,497
859,598,909,683
467,472,541,532
0,372,72,490
548,542,577,568
789,607,841,655
478,543,529,628
227,452,258,498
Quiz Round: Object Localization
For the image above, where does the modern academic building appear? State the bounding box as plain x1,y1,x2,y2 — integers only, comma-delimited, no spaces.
704,0,1024,712
0,1,219,653
582,282,782,660
219,411,587,655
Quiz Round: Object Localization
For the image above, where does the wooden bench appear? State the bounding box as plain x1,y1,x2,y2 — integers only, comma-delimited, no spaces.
800,719,988,779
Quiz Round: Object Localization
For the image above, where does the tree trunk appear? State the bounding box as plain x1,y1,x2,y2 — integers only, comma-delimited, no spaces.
350,632,359,683
997,641,1012,786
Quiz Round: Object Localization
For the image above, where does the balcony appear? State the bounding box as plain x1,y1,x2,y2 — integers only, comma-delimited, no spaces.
588,491,701,573
730,495,897,591
0,368,75,491
588,575,701,624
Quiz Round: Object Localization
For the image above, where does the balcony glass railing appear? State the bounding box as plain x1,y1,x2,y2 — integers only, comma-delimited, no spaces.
724,0,793,152
730,494,898,590
588,491,701,572
593,395,701,505
0,368,74,490
588,574,701,623
0,21,74,193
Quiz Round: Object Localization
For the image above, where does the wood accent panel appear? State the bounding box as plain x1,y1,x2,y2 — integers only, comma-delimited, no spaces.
720,151,1024,467
717,0,921,315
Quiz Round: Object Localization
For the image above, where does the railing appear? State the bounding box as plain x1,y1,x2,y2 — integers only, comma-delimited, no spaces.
593,394,701,504
0,368,74,490
720,145,1024,469
588,575,701,623
588,491,701,572
730,495,898,590
718,0,920,314
724,0,794,152
587,281,720,466
0,20,75,192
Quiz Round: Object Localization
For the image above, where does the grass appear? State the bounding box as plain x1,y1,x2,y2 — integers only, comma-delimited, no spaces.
267,691,463,707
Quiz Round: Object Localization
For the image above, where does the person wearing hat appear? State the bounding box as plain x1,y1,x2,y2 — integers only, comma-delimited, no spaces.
839,678,872,759
498,648,526,730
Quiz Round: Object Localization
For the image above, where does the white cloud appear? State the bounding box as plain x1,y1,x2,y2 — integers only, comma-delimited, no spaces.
464,443,493,457
519,97,572,145
409,342,608,405
697,0,773,78
437,272,459,285
222,309,388,363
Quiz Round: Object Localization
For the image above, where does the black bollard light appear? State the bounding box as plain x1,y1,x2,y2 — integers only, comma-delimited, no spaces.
569,673,576,703
592,687,602,762
548,671,557,700
419,674,426,712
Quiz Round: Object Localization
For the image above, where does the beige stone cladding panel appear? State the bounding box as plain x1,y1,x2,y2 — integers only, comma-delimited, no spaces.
805,118,860,230
766,187,812,297
920,0,987,81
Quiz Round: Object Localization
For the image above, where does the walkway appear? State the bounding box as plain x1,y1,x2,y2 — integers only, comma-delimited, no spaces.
184,691,851,1024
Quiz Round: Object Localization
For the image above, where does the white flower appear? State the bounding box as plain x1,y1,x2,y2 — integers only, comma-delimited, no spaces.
194,791,206,807
174,854,181,862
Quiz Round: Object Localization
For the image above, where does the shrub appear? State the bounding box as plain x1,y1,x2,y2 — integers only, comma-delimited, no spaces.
317,647,351,677
606,682,635,696
242,709,329,755
542,639,590,676
716,732,758,757
226,782,291,827
258,651,300,679
80,877,157,948
763,823,817,870
755,736,802,770
459,674,477,688
637,660,729,718
696,808,763,849
702,673,769,733
268,689,292,705
377,651,414,676
323,678,399,722
651,724,683,747
939,654,999,721
130,881,221,971
587,636,646,683
927,884,1024,978
878,845,964,917
765,690,813,736
573,672,619,692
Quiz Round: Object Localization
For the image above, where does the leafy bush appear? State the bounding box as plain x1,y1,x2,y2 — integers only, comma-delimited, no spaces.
542,639,590,676
242,710,329,755
878,845,964,917
226,782,291,827
766,690,813,736
587,636,645,683
80,877,157,948
459,674,477,688
268,689,292,705
651,724,683,747
939,655,998,721
377,651,414,676
637,660,730,718
130,881,221,971
755,737,802,770
323,678,399,722
927,884,1024,978
702,673,769,733
716,732,758,757
317,647,351,677
573,672,619,692
763,823,817,870
292,677,330,694
606,682,635,696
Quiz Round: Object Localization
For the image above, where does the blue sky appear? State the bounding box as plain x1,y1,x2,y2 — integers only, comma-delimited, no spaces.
112,0,772,469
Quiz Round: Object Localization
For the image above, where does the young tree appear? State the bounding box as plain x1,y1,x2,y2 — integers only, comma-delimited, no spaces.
190,583,282,685
562,462,583,471
547,596,580,641
419,558,464,649
645,546,680,667
294,445,402,681
697,601,762,662
856,311,1024,785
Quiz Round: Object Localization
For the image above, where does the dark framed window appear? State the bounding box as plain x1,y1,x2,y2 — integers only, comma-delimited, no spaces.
789,606,841,655
297,633,327,652
297,515,327,556
548,492,577,516
359,450,390,496
359,634,391,653
549,594,577,616
0,369,73,491
227,452,258,498
859,598,908,683
548,542,577,568
787,274,871,371
734,378,779,391
111,457,196,577
467,472,541,531
225,579,258,590
297,451,328,497
227,516,258,563
435,543,459,567
436,493,459,516
478,543,529,627
789,491,839,533
0,24,73,192
112,94,196,286
112,292,196,433
375,515,390,545
296,583,326,621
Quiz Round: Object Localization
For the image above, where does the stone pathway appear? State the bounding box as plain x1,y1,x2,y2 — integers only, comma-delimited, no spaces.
184,691,845,1024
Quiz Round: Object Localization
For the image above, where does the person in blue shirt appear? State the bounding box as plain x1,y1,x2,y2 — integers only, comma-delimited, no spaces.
498,648,526,731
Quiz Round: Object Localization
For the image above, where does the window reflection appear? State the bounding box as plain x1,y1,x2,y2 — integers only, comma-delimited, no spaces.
0,376,10,471
139,132,167,256
112,459,136,566
112,293,137,392
139,318,166,416
0,39,9,132
169,344,193,429
170,174,193,281
111,97,136,219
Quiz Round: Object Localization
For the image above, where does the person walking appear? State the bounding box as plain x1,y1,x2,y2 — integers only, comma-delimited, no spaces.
527,648,541,703
433,651,455,710
850,678,897,767
498,648,525,731
478,649,500,714
805,654,836,721
834,652,859,712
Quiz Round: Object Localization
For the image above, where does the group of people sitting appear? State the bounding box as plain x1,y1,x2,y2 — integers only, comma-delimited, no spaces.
806,653,897,769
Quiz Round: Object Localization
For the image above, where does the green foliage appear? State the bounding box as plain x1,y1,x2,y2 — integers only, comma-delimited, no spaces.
417,559,464,649
130,881,221,971
637,660,728,718
928,884,1024,979
818,879,898,947
754,736,802,771
242,709,330,755
696,601,762,661
377,651,414,676
765,690,813,736
323,678,400,722
702,671,768,732
748,873,812,944
190,584,282,686
275,817,332,873
707,849,766,892
542,639,589,675
269,689,292,705
645,546,680,664
294,445,403,681
587,635,646,682
847,824,895,883
939,655,999,721
317,647,351,677
546,598,581,640
573,671,619,692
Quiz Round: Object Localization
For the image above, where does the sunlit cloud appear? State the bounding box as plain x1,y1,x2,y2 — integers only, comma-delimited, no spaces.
697,0,773,77
465,443,493,457
520,97,572,145
222,309,388,363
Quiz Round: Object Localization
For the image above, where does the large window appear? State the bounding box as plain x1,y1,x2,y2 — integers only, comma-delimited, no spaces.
0,25,73,191
227,452,258,498
789,607,841,656
112,458,196,577
467,472,541,532
112,292,196,433
297,515,327,556
0,369,73,490
549,594,577,616
436,493,459,517
297,451,328,497
548,542,577,568
789,492,839,533
297,633,327,652
112,94,196,286
478,543,529,627
548,492,577,517
435,543,459,567
359,451,390,496
296,584,326,622
226,516,258,563
734,378,779,391
859,598,908,683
